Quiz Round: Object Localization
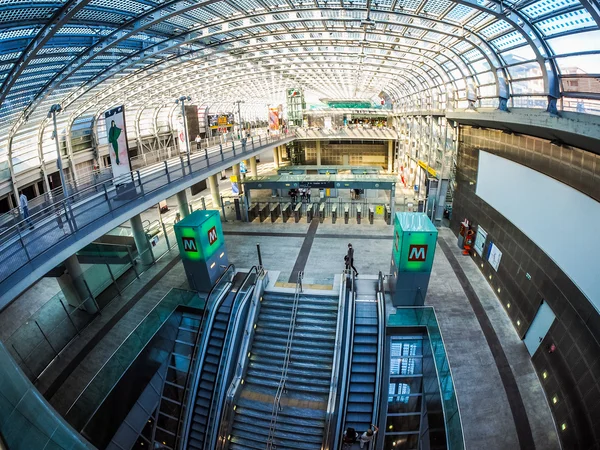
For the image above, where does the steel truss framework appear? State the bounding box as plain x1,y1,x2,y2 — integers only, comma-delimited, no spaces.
0,0,599,198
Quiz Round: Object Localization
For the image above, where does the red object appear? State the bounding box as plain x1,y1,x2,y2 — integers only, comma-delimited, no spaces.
549,344,556,353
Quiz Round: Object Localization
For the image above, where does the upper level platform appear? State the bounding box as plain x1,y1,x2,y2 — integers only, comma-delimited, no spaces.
295,127,397,141
0,133,294,309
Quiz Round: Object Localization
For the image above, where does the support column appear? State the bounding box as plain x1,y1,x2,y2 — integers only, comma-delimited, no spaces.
273,146,280,169
62,255,98,314
130,214,154,266
390,183,396,220
208,174,221,211
316,140,321,166
388,140,394,173
250,156,258,176
232,163,242,194
176,189,190,218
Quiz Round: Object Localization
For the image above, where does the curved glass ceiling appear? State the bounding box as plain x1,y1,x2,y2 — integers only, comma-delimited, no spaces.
0,0,599,169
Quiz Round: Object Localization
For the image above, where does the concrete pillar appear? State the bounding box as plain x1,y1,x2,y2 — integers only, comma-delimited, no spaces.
130,214,154,266
208,174,221,210
176,189,190,218
388,140,394,173
390,183,396,220
232,163,242,194
273,146,280,168
316,140,321,166
62,255,98,314
250,156,258,176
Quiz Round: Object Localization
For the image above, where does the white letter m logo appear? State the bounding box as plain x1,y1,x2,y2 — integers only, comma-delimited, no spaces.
408,245,427,262
182,237,197,252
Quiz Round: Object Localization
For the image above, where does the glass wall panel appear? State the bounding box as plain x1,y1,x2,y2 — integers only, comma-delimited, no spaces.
511,78,544,94
548,30,600,55
556,55,600,74
500,45,536,65
507,62,543,79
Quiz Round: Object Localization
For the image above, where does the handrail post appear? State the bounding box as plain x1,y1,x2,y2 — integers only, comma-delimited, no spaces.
232,141,236,156
164,160,171,183
220,144,224,161
180,156,186,176
136,170,144,196
161,222,171,249
35,320,58,357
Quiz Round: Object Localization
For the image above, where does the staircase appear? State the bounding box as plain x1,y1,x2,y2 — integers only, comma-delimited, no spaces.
186,291,235,449
151,312,203,449
344,299,379,433
229,292,339,449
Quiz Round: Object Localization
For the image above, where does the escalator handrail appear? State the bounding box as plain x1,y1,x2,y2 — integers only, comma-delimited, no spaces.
214,270,267,450
203,266,260,450
175,264,235,449
372,271,387,449
322,270,354,450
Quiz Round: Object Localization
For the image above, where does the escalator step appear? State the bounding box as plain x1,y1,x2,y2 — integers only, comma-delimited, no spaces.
350,373,376,383
346,400,374,412
352,354,376,363
349,383,376,393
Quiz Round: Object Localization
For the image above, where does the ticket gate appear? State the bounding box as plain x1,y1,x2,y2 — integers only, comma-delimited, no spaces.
319,203,325,223
332,205,337,224
344,205,349,224
282,203,292,222
384,205,391,225
248,203,259,222
369,206,374,224
294,202,302,223
270,203,281,223
259,203,270,222
356,204,362,224
306,203,313,222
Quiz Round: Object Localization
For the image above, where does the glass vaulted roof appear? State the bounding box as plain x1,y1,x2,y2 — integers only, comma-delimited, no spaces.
0,0,599,171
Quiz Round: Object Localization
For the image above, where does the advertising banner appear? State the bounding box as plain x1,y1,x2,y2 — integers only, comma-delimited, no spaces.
474,225,487,256
176,111,187,153
268,108,280,131
104,106,131,180
487,242,502,271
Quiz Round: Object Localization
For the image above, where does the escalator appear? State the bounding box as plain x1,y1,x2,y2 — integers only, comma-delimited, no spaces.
335,272,385,449
229,285,341,449
181,267,259,450
147,312,204,449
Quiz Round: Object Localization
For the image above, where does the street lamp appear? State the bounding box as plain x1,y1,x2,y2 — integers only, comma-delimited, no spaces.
175,96,192,154
48,104,69,198
234,100,245,137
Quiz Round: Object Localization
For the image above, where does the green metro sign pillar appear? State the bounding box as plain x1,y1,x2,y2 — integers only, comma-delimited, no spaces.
389,212,438,306
174,209,229,292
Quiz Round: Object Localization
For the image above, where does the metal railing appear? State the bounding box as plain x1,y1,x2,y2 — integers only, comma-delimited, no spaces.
323,269,353,450
372,271,387,450
265,270,303,449
204,266,262,450
215,269,268,450
176,264,235,449
0,132,294,291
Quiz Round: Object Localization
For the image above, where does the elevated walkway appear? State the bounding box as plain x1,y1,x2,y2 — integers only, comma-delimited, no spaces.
0,134,294,307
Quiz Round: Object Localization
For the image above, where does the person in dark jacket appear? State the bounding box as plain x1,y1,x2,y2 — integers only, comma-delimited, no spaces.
345,243,358,276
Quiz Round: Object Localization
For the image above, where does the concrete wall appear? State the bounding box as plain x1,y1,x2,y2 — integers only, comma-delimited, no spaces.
451,126,600,449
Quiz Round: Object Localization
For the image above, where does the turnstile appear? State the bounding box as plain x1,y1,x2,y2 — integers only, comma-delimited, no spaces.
356,205,362,224
294,202,302,223
282,203,292,223
369,206,374,224
332,205,337,224
319,203,325,223
270,203,281,223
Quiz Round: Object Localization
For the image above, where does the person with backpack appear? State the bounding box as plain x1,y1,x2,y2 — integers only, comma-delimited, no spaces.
345,243,358,277
343,427,357,447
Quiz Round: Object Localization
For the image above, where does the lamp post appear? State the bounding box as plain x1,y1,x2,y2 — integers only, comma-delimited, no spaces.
176,96,191,154
234,100,245,138
48,104,69,198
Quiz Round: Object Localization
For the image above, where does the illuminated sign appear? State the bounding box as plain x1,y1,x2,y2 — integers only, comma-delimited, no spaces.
408,245,427,262
208,226,218,245
182,237,198,252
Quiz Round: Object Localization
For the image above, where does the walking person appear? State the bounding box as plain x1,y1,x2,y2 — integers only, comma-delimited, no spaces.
19,191,34,229
343,427,358,448
358,424,378,449
345,243,358,277
195,134,202,150
306,187,311,203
